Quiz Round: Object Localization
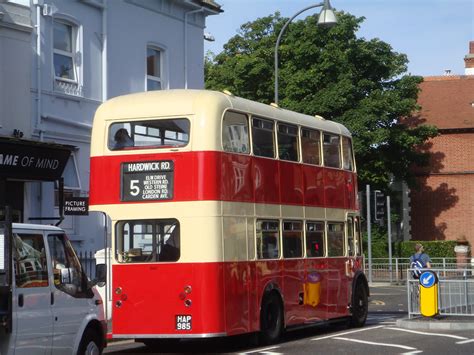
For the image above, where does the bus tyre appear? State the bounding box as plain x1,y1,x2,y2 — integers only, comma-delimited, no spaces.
77,328,102,355
349,282,368,327
259,292,283,345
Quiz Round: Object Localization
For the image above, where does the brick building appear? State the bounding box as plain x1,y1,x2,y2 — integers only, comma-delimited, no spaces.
410,41,474,248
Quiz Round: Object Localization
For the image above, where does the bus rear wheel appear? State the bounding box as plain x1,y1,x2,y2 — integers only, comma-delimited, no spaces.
349,282,368,327
259,292,283,344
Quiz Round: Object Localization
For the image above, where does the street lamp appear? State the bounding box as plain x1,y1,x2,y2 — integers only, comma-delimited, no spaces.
274,0,338,105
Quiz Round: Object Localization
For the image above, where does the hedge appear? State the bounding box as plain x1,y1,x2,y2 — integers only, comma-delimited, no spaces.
363,238,461,259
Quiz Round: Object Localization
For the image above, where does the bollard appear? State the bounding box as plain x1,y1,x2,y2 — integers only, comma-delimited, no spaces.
419,270,439,317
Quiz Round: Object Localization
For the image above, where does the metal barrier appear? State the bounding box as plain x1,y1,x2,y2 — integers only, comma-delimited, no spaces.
407,268,474,318
78,250,97,280
365,258,470,283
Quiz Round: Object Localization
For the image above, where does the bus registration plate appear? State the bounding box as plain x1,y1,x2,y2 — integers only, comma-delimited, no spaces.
175,315,192,330
121,160,174,201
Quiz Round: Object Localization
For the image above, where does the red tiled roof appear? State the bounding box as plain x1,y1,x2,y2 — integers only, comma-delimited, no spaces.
417,76,474,129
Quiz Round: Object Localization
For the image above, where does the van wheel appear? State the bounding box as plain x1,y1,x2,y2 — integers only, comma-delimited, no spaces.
78,328,102,355
349,282,368,327
259,292,283,344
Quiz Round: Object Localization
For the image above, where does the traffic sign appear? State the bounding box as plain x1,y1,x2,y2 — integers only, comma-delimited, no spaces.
419,271,437,288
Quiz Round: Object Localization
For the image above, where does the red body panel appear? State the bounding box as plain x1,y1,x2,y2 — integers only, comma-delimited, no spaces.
92,151,361,338
111,257,361,337
90,151,357,209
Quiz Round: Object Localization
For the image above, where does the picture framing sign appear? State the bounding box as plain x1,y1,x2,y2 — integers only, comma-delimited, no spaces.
121,160,174,202
64,197,89,215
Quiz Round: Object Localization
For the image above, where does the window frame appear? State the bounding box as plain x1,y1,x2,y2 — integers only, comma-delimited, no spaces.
222,110,250,154
53,18,80,84
251,116,276,159
342,136,355,171
327,221,346,257
115,219,180,263
282,220,303,259
146,46,163,91
322,132,342,169
305,221,326,258
301,127,322,166
277,123,299,162
256,219,280,260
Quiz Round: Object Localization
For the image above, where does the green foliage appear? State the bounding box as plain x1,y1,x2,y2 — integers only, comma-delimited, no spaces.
362,237,459,259
205,11,438,188
399,241,457,259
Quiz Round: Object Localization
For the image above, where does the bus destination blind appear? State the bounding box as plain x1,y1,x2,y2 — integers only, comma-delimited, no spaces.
121,160,174,202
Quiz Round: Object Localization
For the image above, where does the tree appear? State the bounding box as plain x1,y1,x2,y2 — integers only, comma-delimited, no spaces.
205,12,438,188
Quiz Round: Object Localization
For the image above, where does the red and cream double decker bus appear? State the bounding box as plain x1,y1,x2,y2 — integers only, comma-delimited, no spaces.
89,89,369,345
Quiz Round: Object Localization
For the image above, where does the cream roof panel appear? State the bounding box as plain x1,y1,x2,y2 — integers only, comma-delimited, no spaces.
91,90,351,156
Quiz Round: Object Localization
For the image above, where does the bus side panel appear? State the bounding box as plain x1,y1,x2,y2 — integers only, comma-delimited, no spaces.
344,171,357,210
302,165,325,206
304,258,328,322
111,263,225,336
326,258,351,319
281,259,306,326
323,169,346,208
279,161,304,206
252,158,280,204
223,261,251,335
220,153,254,202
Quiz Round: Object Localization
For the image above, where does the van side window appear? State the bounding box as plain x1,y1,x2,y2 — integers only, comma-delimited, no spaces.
13,233,49,288
48,234,90,298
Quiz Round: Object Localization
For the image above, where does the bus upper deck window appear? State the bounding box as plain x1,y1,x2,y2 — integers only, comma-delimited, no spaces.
108,119,190,151
323,133,341,169
342,136,354,171
278,124,298,162
222,111,250,154
301,128,321,165
252,118,275,158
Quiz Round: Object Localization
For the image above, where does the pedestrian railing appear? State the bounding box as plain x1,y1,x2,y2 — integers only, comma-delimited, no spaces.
78,250,97,280
365,258,471,283
407,268,474,318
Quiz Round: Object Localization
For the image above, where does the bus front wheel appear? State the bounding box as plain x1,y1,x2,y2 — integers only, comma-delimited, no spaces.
259,292,283,344
349,282,368,327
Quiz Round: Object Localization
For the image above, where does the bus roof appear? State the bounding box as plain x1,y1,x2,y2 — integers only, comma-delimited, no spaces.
94,89,349,133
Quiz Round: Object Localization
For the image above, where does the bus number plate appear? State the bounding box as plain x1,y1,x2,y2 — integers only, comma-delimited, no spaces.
175,315,192,331
121,160,174,201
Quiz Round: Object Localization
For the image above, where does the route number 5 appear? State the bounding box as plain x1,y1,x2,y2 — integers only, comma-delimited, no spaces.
130,180,140,196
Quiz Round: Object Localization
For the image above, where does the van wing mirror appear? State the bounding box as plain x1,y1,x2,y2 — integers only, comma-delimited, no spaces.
60,267,73,284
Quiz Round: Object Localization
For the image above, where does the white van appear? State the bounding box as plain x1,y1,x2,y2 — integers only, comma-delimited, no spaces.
0,223,106,355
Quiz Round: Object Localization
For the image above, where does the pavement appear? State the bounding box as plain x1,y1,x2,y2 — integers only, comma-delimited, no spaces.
396,315,474,330
369,282,474,331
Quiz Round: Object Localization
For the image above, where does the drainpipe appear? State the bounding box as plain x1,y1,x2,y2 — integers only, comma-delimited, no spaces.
33,1,43,141
101,0,107,101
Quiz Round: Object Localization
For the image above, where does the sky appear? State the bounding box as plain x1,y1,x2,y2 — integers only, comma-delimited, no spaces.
204,0,474,77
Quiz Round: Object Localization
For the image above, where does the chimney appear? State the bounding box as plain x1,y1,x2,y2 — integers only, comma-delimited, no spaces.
465,40,474,75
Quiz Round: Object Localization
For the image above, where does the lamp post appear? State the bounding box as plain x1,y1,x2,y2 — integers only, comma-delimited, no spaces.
274,0,338,105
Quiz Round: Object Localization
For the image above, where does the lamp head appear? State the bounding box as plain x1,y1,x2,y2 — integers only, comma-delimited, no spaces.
317,0,338,28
